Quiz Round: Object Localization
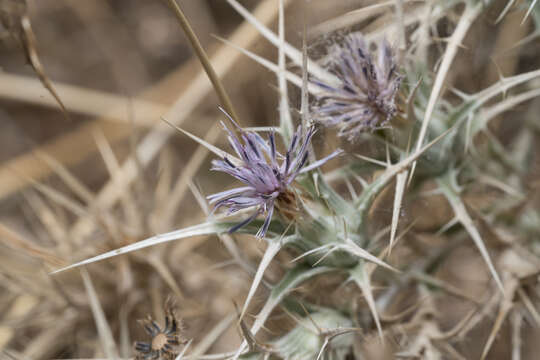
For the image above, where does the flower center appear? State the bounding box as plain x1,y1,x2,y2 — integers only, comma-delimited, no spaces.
151,333,168,351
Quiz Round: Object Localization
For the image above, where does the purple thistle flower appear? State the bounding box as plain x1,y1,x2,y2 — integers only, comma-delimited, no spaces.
208,115,342,238
312,32,402,141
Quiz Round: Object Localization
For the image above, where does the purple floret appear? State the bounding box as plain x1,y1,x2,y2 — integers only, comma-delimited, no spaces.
208,115,342,238
312,32,402,141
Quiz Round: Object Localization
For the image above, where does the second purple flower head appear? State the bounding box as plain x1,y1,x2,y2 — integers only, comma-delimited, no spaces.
312,32,402,141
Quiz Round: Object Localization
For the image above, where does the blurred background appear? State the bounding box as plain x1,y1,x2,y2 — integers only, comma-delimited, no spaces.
0,0,539,359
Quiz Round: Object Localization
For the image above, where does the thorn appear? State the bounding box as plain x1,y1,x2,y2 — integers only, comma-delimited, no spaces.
490,57,508,99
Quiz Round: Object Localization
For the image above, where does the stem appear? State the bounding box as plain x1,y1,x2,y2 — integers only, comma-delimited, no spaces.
165,0,239,123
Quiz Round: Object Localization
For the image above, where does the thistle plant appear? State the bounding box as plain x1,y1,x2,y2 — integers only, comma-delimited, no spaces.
4,0,540,359
208,114,342,237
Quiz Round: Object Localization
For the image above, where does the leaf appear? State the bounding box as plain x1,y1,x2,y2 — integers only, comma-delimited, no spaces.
523,0,539,24
239,237,291,321
273,309,354,360
51,221,225,273
495,0,516,24
297,172,356,224
341,239,398,272
232,265,334,359
390,170,408,251
474,87,540,136
215,35,319,95
354,125,457,220
226,0,339,87
160,117,242,165
349,262,383,340
410,1,483,180
438,172,504,292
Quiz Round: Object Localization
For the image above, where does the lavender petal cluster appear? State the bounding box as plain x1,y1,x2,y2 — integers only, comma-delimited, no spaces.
208,119,342,238
312,32,402,141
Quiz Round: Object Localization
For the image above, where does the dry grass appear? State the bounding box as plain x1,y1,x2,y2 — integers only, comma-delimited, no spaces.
0,0,539,359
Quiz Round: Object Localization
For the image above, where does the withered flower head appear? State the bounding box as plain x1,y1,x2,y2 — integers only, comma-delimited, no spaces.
208,116,342,238
134,302,186,360
312,32,402,141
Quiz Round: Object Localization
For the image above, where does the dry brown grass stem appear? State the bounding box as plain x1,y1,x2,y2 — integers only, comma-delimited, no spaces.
310,0,421,39
0,72,166,125
166,0,239,123
0,294,39,350
0,121,126,201
19,13,69,120
158,122,221,229
0,0,284,205
69,0,288,241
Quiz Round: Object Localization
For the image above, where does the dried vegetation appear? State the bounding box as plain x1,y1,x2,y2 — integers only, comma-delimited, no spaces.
0,0,539,359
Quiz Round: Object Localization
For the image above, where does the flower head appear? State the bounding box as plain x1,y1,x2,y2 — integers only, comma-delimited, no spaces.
208,116,342,238
134,303,186,360
312,32,402,141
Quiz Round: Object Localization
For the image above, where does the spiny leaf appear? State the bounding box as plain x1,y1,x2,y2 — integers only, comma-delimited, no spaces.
437,172,504,292
273,309,354,360
473,68,540,106
51,221,226,273
495,0,517,24
215,35,319,94
226,0,339,86
233,265,334,359
160,116,242,166
355,125,457,215
341,239,398,272
349,262,383,340
474,87,540,136
239,237,292,321
410,1,483,181
523,0,539,24
390,170,408,251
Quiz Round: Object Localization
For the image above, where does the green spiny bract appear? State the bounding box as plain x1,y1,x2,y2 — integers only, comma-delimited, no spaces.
239,309,354,360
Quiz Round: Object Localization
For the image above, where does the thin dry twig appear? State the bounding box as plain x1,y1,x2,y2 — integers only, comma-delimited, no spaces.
165,0,239,123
